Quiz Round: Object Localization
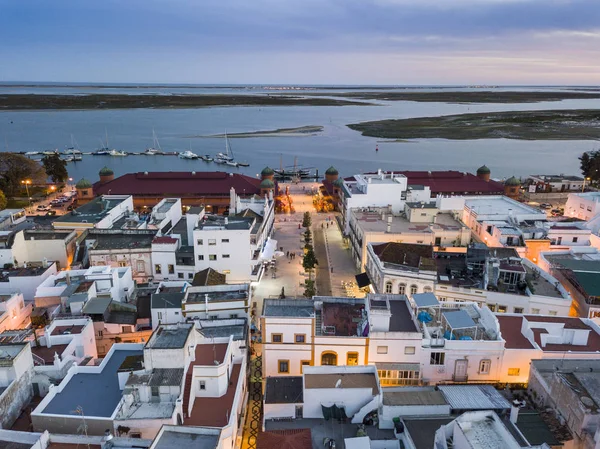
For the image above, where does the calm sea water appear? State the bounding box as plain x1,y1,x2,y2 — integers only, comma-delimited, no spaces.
0,85,598,181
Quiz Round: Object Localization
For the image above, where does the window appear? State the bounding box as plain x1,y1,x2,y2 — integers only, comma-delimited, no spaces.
385,281,393,294
271,334,282,343
209,254,217,261
157,312,163,320
506,236,514,246
198,255,204,261
168,264,174,274
405,346,416,355
573,237,579,243
97,330,103,337
479,359,491,374
295,334,306,343
377,346,388,354
278,360,290,373
487,304,496,312
531,308,540,314
223,270,231,274
222,239,229,243
548,310,558,316
174,311,179,315
136,260,145,273
557,236,562,245
513,307,523,314
398,283,406,295
378,369,420,386
122,325,133,333
223,254,230,258
497,305,507,313
118,261,127,267
423,286,432,293
154,264,162,274
430,352,445,365
410,285,418,296
301,361,310,373
229,314,238,319
435,237,442,246
151,386,159,397
188,273,194,279
321,352,337,366
199,380,206,390
486,225,493,234
208,239,217,246
347,352,359,366
178,273,184,279
508,368,520,376
197,239,203,245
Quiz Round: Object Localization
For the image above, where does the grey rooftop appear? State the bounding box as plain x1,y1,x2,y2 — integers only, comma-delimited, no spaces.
262,299,314,317
413,292,440,308
146,324,193,349
438,385,511,411
41,349,143,417
443,309,476,330
153,430,219,449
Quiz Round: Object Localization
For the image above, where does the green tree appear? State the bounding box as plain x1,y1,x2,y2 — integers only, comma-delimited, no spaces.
0,190,6,210
302,211,312,228
302,246,319,279
303,279,316,298
42,153,68,184
304,228,312,247
0,153,47,196
579,150,600,184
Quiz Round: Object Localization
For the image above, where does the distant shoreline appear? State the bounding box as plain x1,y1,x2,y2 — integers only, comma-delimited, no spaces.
198,126,324,138
348,109,600,140
0,94,371,110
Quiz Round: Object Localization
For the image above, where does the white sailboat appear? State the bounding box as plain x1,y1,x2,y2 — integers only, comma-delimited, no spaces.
215,131,235,162
109,149,128,157
145,128,162,155
64,134,82,154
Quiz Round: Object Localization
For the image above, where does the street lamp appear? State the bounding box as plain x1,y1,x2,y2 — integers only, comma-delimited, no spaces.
582,177,591,192
68,177,74,191
21,180,32,208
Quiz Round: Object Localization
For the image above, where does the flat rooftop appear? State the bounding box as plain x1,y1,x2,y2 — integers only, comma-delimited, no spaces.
304,373,378,394
195,343,228,365
90,232,155,250
320,301,365,337
404,418,454,449
186,288,247,303
51,325,85,336
263,299,314,318
196,215,254,231
438,385,511,411
41,349,142,417
351,209,463,234
197,323,247,341
265,377,303,404
31,344,70,364
383,388,447,406
369,296,419,333
153,431,219,449
54,196,129,224
465,196,545,217
146,325,193,349
370,242,436,271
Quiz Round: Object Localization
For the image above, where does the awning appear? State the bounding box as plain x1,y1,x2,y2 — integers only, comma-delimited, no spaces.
355,272,371,288
260,238,278,261
375,362,420,371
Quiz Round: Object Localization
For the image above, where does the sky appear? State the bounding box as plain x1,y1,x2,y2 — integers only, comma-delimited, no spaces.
0,0,599,85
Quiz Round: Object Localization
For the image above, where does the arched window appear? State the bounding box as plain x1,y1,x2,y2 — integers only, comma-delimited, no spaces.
385,281,393,294
410,285,418,296
423,286,432,293
347,352,359,366
398,283,406,295
321,352,338,366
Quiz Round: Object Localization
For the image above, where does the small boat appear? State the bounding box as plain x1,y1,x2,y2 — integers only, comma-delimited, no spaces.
215,131,236,162
225,160,238,167
42,150,59,155
25,151,39,156
237,161,250,167
109,149,128,157
178,150,197,159
214,158,227,165
92,149,111,155
200,155,213,162
145,128,162,154
215,152,233,161
64,134,82,154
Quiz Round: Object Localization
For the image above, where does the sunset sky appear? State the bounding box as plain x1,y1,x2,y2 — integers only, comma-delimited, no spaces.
1,0,599,84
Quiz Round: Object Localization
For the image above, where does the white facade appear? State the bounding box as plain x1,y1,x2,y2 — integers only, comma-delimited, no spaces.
529,174,584,192
566,191,600,221
341,171,408,235
182,284,250,321
0,292,30,332
53,195,135,230
0,230,77,270
0,262,58,301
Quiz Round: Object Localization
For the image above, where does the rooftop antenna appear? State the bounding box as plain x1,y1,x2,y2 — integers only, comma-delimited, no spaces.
72,406,91,448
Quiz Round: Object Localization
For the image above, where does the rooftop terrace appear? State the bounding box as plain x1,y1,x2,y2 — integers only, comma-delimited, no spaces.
351,208,462,234
317,299,366,337
146,324,193,349
262,299,314,318
41,349,142,417
54,195,130,224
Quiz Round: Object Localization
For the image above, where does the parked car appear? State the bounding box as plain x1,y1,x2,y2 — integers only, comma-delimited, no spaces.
45,210,56,217
36,205,49,211
551,209,563,216
540,203,552,209
66,205,75,211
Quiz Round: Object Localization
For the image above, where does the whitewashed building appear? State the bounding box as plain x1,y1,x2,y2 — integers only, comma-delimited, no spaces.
566,191,600,221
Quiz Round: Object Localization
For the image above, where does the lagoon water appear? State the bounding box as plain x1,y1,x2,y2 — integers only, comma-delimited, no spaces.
1,85,599,181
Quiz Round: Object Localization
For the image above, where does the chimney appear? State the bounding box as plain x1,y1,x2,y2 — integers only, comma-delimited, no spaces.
66,273,71,285
386,216,392,233
269,190,274,201
510,401,520,424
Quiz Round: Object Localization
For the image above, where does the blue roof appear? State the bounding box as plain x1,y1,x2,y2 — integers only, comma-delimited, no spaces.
42,349,142,417
413,292,439,308
443,310,476,329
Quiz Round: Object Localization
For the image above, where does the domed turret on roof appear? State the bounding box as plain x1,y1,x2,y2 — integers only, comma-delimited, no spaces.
261,166,274,176
333,178,344,187
476,165,491,175
76,178,92,189
325,166,339,182
99,166,114,176
260,178,275,189
505,176,520,186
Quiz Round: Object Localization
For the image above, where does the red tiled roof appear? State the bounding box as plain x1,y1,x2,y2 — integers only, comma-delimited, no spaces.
185,363,241,427
195,343,228,365
257,429,313,449
93,171,262,197
496,316,535,349
152,236,178,244
51,325,84,336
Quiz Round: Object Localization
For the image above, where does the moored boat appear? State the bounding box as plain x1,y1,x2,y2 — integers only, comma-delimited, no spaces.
178,150,197,159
